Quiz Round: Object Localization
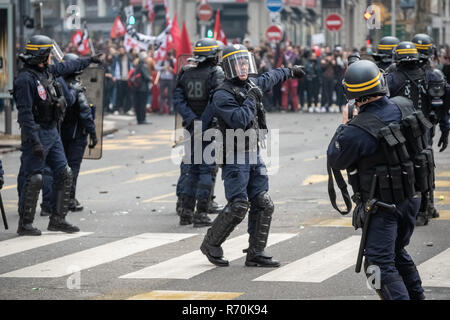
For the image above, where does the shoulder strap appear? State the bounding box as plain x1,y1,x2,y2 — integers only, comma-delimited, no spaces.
348,111,386,139
390,96,415,118
327,161,352,216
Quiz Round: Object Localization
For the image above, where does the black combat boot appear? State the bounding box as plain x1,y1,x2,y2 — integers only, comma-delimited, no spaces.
17,219,41,236
40,204,52,217
48,216,80,233
179,196,195,225
193,199,213,228
415,212,429,226
68,198,83,212
176,196,183,216
208,196,223,214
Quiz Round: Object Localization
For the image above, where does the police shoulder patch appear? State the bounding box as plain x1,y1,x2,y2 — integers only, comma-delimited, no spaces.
36,80,47,100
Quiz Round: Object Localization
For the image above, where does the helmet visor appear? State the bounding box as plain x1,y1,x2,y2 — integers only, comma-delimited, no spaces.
51,40,65,63
223,51,257,79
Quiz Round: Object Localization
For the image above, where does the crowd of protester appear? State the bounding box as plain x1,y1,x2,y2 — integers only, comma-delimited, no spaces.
54,37,450,119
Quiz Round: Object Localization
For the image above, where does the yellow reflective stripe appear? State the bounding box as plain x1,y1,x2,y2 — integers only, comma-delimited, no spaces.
194,45,218,52
396,49,418,54
378,45,397,49
344,72,381,88
26,44,53,48
222,49,249,60
413,43,432,48
346,80,381,92
25,47,39,51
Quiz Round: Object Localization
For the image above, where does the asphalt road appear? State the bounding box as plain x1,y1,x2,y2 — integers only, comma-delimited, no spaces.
0,111,449,301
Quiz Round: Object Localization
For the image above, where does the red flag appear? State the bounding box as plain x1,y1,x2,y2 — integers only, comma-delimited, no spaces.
110,15,126,39
168,14,181,53
71,30,90,56
177,21,192,57
213,10,228,46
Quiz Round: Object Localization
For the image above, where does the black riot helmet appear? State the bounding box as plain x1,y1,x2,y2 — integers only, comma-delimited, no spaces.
20,35,54,66
377,36,399,62
394,41,419,64
412,33,434,60
193,38,220,63
62,53,83,76
221,44,258,80
347,52,361,66
342,60,389,102
427,68,446,98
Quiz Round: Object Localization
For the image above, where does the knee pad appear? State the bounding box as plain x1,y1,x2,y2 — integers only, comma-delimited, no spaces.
230,198,250,222
252,191,274,215
29,173,43,191
55,166,72,184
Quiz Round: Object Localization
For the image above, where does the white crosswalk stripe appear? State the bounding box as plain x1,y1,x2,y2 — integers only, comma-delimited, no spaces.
418,248,450,288
0,232,92,259
120,233,297,280
0,233,196,278
254,236,361,283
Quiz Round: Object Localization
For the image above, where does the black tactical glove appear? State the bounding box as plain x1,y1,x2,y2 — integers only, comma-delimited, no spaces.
90,53,104,64
32,143,45,160
290,65,306,79
0,176,4,190
438,129,449,152
351,202,366,230
247,86,263,104
70,82,85,93
88,132,98,149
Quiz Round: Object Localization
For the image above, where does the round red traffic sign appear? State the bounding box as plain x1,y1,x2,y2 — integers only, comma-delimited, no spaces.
197,3,213,21
265,25,283,42
325,14,343,31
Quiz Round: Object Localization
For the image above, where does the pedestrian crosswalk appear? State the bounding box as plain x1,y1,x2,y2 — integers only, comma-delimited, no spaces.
0,231,450,293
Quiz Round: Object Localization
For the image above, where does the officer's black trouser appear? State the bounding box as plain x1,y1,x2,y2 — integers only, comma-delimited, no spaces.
134,91,148,123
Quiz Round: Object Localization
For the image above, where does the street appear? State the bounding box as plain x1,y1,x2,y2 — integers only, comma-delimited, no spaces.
0,112,449,300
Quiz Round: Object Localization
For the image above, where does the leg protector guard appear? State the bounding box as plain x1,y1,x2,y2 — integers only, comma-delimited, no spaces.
17,174,43,236
200,199,249,266
179,196,195,225
245,192,279,267
396,264,425,300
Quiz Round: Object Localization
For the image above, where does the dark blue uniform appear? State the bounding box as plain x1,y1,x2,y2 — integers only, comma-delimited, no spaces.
14,58,91,229
41,76,96,213
173,63,224,211
205,68,290,234
327,96,424,300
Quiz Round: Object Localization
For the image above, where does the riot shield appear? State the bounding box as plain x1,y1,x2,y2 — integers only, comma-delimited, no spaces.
173,54,193,147
80,66,105,159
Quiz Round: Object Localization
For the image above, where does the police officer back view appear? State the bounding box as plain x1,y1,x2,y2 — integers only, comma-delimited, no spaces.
328,60,426,300
387,40,449,225
199,44,305,267
173,38,224,227
12,35,100,235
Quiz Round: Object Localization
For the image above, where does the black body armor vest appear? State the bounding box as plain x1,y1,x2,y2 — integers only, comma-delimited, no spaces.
184,65,215,117
347,96,435,205
25,68,66,124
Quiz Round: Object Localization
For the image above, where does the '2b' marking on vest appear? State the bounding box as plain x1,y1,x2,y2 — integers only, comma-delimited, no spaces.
37,80,47,101
186,80,206,100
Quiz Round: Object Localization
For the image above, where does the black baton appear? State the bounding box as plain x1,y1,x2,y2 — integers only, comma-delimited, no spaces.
0,193,8,230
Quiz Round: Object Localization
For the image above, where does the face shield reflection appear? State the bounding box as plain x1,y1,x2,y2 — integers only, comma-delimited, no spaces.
51,40,65,63
223,51,257,79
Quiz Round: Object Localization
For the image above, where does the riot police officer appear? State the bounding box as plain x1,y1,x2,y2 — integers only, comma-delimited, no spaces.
328,60,426,300
41,53,98,215
199,44,305,267
12,35,100,236
173,38,224,227
412,33,436,68
373,36,399,71
387,40,449,225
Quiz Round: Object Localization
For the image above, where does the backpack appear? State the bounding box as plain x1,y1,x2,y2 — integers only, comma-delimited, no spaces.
128,67,142,89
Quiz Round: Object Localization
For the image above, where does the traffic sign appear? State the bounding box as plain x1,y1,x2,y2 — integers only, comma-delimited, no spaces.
325,13,343,32
266,0,283,13
265,25,283,42
197,3,213,21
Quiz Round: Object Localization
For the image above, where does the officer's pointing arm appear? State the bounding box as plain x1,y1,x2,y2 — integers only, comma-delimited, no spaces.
254,68,291,92
48,57,93,78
